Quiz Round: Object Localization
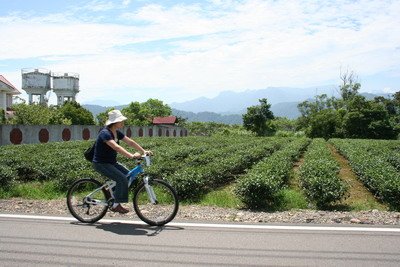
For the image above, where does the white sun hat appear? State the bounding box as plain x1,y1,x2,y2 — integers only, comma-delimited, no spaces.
105,110,128,126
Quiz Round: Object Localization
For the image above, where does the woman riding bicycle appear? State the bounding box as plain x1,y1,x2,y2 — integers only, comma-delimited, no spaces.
92,109,152,214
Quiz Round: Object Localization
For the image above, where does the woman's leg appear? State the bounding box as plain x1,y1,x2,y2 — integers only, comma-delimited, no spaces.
92,162,129,203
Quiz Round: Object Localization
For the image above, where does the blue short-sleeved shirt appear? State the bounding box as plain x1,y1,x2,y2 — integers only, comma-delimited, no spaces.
93,128,125,163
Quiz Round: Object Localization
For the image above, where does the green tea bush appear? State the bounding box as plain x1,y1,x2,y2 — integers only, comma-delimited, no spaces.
235,138,310,208
0,165,18,190
331,139,400,209
299,139,348,208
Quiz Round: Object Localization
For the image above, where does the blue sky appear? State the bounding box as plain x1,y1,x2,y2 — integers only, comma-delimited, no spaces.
1,0,399,105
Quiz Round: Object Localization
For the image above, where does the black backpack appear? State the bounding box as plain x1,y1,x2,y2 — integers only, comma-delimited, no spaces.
84,142,95,162
84,129,121,162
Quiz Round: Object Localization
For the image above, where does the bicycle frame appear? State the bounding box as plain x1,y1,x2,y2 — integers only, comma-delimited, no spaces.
84,180,115,207
127,156,157,204
127,164,143,187
85,156,157,206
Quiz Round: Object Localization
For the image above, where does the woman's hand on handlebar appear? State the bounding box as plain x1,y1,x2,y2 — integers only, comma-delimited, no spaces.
144,150,153,156
132,152,142,159
132,150,153,159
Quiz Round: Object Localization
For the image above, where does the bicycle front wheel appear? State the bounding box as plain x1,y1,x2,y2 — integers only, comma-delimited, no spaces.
133,178,179,226
67,178,109,223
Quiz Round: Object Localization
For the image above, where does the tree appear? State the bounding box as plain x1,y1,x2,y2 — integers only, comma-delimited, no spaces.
122,99,172,126
297,94,341,138
307,109,340,139
96,107,116,126
391,91,400,136
342,95,396,139
339,69,361,102
0,108,5,124
242,98,275,136
122,102,145,125
296,70,398,140
10,103,69,125
59,101,95,125
375,92,400,137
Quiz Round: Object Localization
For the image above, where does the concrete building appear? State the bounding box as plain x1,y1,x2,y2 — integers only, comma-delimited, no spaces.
21,68,80,106
21,68,51,105
0,75,21,115
52,72,79,105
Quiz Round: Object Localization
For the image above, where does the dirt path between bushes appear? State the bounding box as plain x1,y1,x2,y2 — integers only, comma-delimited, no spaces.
327,144,388,210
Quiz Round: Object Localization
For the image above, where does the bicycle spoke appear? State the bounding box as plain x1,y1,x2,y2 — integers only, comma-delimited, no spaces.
133,179,179,226
67,179,109,223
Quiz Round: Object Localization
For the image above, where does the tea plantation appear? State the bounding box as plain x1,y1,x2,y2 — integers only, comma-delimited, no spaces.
1,136,399,210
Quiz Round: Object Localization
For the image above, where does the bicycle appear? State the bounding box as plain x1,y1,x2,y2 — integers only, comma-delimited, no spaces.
66,155,179,226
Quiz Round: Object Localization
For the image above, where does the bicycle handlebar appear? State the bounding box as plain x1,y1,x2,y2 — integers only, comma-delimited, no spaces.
135,155,151,166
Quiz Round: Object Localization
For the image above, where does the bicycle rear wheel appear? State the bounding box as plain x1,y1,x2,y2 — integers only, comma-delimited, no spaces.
133,178,179,226
67,178,109,223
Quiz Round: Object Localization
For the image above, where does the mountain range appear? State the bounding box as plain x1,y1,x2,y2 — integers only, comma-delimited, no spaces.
83,86,393,124
170,86,339,114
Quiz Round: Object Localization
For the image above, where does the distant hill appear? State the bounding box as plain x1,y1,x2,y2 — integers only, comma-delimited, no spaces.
170,86,339,113
271,102,302,119
172,109,242,124
82,104,129,118
83,90,392,123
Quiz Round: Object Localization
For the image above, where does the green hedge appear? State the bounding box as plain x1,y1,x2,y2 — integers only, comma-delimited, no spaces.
299,139,348,208
235,138,310,208
331,139,400,209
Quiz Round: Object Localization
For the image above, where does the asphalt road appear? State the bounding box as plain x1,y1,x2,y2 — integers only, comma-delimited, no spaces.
1,214,400,266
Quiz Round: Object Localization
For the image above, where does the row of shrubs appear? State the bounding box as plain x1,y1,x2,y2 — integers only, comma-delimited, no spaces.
299,139,348,208
331,139,400,209
163,137,285,199
0,141,99,192
234,138,310,208
0,136,285,201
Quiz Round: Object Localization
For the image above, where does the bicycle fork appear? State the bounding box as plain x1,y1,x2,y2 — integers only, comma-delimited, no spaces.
144,176,158,204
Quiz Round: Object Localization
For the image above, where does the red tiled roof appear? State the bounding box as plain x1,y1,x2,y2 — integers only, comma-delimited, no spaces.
152,116,177,124
0,75,20,94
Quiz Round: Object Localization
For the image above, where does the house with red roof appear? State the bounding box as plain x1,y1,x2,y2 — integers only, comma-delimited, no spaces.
0,75,21,116
152,116,177,126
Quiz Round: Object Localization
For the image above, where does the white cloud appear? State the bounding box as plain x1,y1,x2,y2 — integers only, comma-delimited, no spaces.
122,0,131,7
382,87,396,94
1,0,400,104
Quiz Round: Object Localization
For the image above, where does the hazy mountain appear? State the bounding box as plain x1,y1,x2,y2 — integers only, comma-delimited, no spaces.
271,102,302,119
83,99,121,106
82,104,128,118
170,86,339,113
172,109,242,124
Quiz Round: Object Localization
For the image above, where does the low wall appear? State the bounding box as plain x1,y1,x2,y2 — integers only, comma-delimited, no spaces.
0,125,188,146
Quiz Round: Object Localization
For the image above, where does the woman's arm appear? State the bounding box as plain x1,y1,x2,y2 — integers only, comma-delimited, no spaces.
105,139,141,159
121,136,146,154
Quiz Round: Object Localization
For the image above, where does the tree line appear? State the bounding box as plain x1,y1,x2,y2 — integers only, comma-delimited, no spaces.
243,71,400,140
0,98,178,127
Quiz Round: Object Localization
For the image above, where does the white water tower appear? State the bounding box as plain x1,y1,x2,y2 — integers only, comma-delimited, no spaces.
21,68,51,104
52,72,80,105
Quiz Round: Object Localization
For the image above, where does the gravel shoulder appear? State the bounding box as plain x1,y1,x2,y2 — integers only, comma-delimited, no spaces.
1,198,400,225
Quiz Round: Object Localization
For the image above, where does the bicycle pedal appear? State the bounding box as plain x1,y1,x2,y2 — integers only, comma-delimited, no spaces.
107,199,115,208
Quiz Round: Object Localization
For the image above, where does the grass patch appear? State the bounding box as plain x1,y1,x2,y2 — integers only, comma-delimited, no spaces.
328,144,388,211
344,199,388,211
274,189,309,211
0,181,65,200
195,184,243,208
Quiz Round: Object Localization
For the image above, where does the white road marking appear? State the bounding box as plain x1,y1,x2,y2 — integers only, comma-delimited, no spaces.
1,213,400,232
